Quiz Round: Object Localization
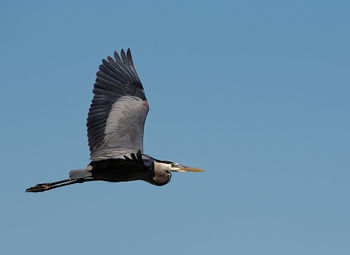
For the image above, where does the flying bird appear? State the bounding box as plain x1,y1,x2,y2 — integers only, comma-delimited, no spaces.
26,49,204,192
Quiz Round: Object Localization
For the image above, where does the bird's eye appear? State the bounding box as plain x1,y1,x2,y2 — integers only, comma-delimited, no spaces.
171,163,175,167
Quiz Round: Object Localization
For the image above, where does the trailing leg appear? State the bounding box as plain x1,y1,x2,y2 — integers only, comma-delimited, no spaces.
26,178,90,192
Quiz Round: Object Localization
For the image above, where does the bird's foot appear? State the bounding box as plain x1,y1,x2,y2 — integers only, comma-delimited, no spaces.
26,183,51,192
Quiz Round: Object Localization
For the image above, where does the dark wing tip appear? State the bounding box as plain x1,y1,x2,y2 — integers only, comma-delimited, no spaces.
101,59,108,66
126,48,134,67
120,49,127,64
114,51,122,64
111,49,134,67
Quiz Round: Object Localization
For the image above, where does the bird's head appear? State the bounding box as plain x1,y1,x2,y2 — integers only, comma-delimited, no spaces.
150,159,205,186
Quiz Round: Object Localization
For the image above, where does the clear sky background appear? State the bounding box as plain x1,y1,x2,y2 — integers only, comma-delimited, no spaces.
1,1,349,254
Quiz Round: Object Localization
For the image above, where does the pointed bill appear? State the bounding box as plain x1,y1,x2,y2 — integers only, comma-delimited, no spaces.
170,165,205,172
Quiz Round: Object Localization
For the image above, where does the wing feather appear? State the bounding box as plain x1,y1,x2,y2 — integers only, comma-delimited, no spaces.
113,51,123,64
87,49,149,161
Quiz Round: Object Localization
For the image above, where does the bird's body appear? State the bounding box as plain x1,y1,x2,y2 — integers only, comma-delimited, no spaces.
90,158,152,183
26,49,203,193
91,158,172,186
71,153,172,186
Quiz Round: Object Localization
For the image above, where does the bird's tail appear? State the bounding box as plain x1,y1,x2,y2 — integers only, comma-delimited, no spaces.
69,166,92,180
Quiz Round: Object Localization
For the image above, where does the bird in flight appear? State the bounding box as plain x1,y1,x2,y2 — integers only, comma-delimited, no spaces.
27,49,204,192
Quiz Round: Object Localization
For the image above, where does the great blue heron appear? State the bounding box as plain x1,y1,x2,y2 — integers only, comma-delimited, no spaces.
26,49,204,192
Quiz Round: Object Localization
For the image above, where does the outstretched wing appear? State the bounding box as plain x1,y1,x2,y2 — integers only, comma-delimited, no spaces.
87,49,149,161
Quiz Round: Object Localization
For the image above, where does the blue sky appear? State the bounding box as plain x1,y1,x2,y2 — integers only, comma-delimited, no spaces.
1,0,349,254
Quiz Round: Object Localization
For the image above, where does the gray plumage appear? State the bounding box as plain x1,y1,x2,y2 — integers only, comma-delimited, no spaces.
87,49,148,161
26,49,204,193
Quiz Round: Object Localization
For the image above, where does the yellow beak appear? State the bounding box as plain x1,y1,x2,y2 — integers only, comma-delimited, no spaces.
173,165,205,172
179,167,205,172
